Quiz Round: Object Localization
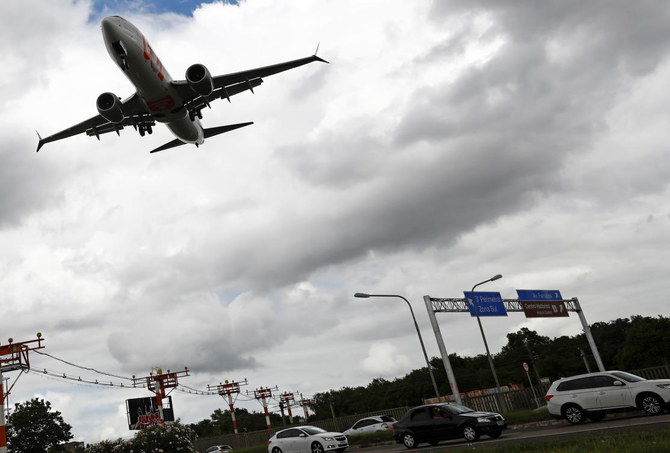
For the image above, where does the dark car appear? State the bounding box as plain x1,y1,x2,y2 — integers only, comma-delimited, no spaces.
392,403,506,447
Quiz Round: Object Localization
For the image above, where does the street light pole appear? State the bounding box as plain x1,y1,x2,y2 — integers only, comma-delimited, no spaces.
468,274,506,411
355,293,440,398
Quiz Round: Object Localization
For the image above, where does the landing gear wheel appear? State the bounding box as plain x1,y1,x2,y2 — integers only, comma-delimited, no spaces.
402,433,417,449
563,404,586,424
462,424,480,442
641,394,664,415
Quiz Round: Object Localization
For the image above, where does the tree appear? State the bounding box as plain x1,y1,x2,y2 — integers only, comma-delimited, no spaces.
8,398,73,453
128,420,197,453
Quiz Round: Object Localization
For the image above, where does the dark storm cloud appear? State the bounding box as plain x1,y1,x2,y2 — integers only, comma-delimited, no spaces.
251,0,670,292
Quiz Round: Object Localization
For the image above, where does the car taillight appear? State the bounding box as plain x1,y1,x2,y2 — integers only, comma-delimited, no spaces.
544,395,553,401
381,423,388,429
267,441,272,445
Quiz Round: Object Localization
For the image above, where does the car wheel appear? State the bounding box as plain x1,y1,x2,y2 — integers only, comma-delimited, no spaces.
488,430,502,439
272,448,282,453
402,433,417,449
640,393,664,415
562,404,585,424
587,411,606,421
461,424,480,442
311,442,324,453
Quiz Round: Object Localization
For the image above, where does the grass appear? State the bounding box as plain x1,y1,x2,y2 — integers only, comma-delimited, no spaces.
500,407,551,426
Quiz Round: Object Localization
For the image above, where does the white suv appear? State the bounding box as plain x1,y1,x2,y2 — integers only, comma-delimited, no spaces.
545,370,670,424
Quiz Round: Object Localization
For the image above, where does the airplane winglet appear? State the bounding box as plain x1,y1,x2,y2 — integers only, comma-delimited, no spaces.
36,130,45,152
313,43,329,64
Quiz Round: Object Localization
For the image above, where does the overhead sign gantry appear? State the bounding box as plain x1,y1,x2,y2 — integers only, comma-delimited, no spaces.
423,291,604,405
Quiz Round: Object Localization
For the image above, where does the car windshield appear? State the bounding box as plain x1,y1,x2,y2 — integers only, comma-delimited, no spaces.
440,403,474,414
611,371,646,383
301,427,327,435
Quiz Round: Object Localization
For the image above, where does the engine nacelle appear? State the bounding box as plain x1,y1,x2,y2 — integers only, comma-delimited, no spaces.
96,92,124,124
186,63,214,97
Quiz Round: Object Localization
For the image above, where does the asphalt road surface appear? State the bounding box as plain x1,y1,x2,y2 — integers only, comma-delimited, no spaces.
359,413,670,452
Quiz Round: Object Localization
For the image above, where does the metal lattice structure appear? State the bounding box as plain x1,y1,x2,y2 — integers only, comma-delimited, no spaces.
427,297,581,313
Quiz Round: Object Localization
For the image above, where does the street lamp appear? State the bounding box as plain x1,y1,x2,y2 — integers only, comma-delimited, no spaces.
468,274,505,411
354,293,440,398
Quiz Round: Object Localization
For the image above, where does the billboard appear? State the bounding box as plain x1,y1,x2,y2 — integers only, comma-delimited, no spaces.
126,396,174,430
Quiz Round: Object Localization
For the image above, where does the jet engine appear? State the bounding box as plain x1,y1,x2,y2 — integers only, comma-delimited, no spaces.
96,92,124,124
186,63,214,97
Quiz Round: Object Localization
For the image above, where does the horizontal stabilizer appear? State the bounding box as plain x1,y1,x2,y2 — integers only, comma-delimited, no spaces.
149,121,254,153
203,121,254,139
150,138,184,153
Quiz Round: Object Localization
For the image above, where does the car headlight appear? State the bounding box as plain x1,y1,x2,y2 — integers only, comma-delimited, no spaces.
476,417,491,423
657,384,670,390
322,437,334,441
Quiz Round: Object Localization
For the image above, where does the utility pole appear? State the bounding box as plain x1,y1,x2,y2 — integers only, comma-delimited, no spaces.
208,379,248,434
280,392,296,424
0,333,45,453
132,367,189,424
249,386,277,430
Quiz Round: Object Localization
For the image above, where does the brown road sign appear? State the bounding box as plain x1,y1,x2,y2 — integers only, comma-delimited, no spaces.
522,300,569,318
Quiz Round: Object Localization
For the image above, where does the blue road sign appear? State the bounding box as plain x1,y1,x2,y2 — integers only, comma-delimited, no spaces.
463,291,508,317
516,289,563,301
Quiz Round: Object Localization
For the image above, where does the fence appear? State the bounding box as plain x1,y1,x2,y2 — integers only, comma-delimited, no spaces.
193,365,670,452
460,383,551,413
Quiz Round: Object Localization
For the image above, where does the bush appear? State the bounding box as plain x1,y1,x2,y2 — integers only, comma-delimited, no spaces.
85,421,197,453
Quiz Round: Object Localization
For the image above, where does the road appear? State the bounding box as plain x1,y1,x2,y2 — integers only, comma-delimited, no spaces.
358,413,670,452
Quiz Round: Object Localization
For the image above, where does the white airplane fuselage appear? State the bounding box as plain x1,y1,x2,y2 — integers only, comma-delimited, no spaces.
101,16,204,144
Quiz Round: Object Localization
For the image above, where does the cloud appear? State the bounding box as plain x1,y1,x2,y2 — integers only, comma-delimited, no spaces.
3,0,670,444
362,343,412,378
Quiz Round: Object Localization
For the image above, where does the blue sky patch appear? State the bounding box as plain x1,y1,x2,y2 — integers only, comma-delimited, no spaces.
91,0,239,17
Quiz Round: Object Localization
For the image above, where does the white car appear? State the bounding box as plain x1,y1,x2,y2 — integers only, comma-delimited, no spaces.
205,446,233,453
545,370,670,424
343,415,397,435
267,426,348,453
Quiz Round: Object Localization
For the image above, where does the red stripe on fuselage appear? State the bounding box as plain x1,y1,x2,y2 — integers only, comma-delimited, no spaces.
142,35,165,81
147,96,176,112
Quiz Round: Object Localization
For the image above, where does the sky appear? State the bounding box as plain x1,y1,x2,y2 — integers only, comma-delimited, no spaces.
2,0,670,445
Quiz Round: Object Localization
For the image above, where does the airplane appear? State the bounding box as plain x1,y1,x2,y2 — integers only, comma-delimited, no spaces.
36,15,327,153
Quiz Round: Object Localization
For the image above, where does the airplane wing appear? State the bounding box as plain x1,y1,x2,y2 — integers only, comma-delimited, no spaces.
210,53,328,88
171,53,329,118
36,94,152,152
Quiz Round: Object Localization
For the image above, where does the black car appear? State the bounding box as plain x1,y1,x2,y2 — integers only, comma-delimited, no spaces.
392,403,506,447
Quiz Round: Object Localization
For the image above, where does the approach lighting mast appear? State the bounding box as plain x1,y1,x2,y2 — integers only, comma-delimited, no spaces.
0,333,45,453
280,392,296,424
299,393,311,419
249,386,277,429
209,379,248,433
132,367,189,423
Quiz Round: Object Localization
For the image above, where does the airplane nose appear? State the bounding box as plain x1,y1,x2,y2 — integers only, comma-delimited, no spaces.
101,16,120,41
